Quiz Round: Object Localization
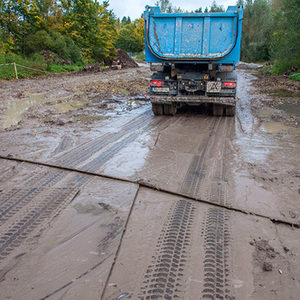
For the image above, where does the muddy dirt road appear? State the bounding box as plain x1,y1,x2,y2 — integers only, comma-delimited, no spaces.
0,64,299,299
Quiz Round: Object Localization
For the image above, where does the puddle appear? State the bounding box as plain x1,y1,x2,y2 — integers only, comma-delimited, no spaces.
277,103,300,116
2,93,69,129
263,121,288,134
73,203,103,215
76,115,110,123
101,133,152,178
269,88,300,98
53,101,87,113
258,109,273,119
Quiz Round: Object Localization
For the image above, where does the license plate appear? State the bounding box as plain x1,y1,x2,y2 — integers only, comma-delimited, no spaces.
152,87,170,93
206,81,221,93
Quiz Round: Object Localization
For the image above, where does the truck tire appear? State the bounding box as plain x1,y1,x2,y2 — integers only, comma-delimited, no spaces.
225,105,236,117
152,103,164,115
213,104,224,116
164,104,177,115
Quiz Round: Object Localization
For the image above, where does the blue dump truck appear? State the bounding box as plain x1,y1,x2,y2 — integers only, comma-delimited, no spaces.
143,6,243,116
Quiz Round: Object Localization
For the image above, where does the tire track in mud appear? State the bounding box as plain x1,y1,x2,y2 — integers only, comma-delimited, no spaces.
136,202,233,299
0,110,169,262
180,117,221,196
201,207,232,300
179,116,234,299
82,116,170,172
0,170,66,223
0,187,79,261
200,118,234,299
139,199,196,299
53,135,73,155
198,118,234,299
51,110,153,168
208,117,234,207
0,110,155,224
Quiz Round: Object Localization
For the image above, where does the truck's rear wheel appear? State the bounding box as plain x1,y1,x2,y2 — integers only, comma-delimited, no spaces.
152,103,164,115
213,104,224,116
225,105,236,116
164,104,177,115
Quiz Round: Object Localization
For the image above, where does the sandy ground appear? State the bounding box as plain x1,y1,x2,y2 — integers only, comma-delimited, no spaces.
0,63,299,299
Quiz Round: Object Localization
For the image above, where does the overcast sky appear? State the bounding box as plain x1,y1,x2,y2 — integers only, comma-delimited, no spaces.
108,0,238,20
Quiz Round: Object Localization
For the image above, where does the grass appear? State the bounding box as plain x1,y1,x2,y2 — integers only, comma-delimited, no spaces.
269,88,299,98
135,52,145,61
289,73,300,81
272,59,300,75
0,52,45,79
48,64,83,73
0,52,83,79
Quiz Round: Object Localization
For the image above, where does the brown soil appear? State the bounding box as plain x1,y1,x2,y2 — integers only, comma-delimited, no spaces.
117,49,139,69
40,50,72,65
0,66,151,131
251,68,300,127
0,63,299,300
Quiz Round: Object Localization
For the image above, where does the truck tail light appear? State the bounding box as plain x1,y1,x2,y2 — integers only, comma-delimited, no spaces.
151,80,164,87
222,81,236,88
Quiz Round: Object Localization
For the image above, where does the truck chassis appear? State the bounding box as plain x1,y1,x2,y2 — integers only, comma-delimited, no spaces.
150,63,237,116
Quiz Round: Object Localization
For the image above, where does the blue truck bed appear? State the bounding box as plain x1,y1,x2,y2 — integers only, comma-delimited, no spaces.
143,6,243,66
144,5,243,117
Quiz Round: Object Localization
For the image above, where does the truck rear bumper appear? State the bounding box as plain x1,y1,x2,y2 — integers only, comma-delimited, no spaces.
150,95,236,106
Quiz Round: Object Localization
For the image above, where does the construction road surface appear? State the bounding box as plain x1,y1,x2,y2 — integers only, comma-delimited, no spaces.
0,64,299,299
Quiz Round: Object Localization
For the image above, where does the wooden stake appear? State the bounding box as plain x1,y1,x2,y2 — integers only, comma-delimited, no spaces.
13,62,18,80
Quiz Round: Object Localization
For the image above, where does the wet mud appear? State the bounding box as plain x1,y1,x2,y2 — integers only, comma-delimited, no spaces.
251,67,300,128
0,63,299,299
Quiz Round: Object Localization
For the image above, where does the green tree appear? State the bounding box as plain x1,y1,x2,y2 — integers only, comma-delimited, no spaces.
209,1,224,12
239,0,273,62
121,16,131,26
155,0,172,13
134,17,145,48
155,0,185,13
25,29,82,63
115,24,143,52
62,0,117,62
270,0,300,72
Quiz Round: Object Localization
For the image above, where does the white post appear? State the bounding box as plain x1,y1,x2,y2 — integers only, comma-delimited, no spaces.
13,62,18,80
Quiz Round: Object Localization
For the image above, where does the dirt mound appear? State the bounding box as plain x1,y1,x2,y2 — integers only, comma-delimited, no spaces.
40,50,72,65
117,49,139,69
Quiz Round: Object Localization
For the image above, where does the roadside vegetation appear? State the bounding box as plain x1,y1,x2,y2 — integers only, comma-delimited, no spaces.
0,0,144,79
0,0,299,80
238,0,299,79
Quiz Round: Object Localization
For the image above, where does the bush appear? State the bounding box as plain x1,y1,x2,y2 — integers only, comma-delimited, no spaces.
49,64,83,72
0,50,83,79
0,52,46,79
115,25,144,53
0,52,45,68
272,59,300,74
289,73,300,81
270,0,300,73
25,30,83,64
135,53,145,60
240,0,273,62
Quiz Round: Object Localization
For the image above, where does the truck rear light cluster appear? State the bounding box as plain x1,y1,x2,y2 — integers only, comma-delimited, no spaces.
151,80,164,87
222,82,236,88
